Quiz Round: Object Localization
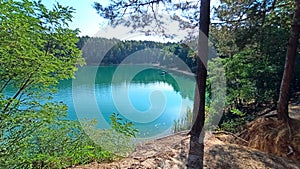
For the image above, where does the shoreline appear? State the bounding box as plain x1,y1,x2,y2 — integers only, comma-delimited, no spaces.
153,65,196,77
84,63,196,77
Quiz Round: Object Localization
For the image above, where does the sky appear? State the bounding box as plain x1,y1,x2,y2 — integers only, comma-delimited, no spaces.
41,0,105,37
42,0,219,42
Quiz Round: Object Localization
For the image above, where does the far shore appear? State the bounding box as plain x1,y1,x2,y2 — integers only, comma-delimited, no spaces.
154,65,196,77
85,63,196,77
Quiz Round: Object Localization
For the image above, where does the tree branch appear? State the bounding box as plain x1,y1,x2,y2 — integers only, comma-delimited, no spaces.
2,75,34,113
216,1,292,25
0,77,12,93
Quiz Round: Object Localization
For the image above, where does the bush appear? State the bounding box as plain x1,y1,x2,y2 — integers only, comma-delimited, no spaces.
0,109,137,169
219,109,255,133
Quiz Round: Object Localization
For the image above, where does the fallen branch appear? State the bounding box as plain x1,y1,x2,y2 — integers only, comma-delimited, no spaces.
264,113,278,118
212,131,249,144
258,106,276,116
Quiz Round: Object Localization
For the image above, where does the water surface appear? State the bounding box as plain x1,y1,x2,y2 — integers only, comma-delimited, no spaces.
54,65,195,138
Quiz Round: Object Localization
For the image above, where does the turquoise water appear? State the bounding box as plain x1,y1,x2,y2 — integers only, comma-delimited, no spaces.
53,65,195,138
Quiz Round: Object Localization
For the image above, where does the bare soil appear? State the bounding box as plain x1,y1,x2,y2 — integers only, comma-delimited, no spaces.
69,131,300,169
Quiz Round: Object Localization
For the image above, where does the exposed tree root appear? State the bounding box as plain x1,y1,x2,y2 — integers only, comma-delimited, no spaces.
236,117,300,161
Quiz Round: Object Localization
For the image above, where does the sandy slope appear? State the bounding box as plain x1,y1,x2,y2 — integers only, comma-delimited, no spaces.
69,131,300,169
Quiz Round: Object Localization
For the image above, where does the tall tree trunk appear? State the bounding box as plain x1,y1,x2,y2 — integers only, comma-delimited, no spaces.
190,0,210,142
277,0,300,121
187,0,210,168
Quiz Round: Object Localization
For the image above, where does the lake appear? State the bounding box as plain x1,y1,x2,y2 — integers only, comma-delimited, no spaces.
53,65,195,139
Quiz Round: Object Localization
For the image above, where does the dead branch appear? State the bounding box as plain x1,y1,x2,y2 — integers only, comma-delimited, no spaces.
212,131,249,144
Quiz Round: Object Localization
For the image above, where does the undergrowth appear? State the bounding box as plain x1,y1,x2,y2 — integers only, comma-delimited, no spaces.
0,113,137,169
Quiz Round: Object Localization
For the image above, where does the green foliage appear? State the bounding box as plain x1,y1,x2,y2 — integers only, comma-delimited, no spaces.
173,107,193,132
0,111,138,168
110,112,138,138
1,0,82,157
1,112,114,169
82,115,138,157
219,118,246,133
209,0,300,128
231,108,245,117
0,0,124,168
223,47,284,105
1,105,136,168
212,0,296,108
215,108,255,133
205,58,226,130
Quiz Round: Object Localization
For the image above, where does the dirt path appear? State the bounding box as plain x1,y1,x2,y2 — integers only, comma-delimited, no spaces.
69,131,300,169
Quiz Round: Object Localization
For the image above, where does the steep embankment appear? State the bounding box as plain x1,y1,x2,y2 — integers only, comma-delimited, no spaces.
235,99,300,163
70,131,300,169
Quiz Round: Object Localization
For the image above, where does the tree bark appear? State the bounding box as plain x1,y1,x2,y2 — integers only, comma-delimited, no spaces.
187,0,210,168
190,0,210,142
277,0,300,121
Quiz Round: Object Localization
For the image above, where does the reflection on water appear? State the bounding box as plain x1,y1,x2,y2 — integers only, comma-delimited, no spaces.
54,65,195,138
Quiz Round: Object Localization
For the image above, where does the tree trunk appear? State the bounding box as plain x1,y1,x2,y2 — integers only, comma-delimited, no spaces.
277,0,300,121
190,0,210,142
187,0,210,168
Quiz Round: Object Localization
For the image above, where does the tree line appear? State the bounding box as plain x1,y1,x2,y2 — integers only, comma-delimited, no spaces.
76,36,197,72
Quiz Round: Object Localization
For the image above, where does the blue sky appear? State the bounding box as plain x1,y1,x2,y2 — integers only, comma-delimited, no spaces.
42,0,105,36
42,0,219,40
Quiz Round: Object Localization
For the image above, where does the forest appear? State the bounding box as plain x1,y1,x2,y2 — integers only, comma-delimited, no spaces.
1,0,300,168
77,36,197,71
